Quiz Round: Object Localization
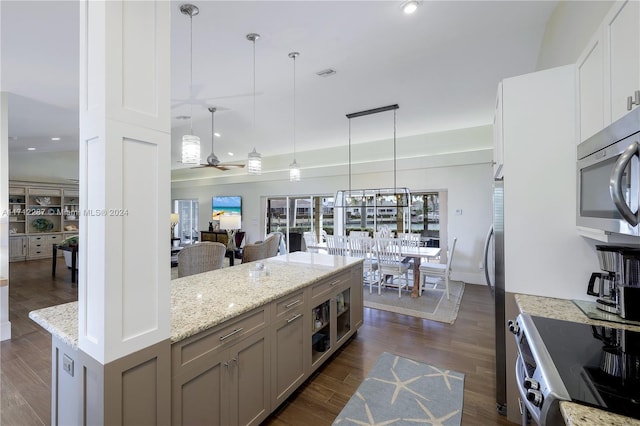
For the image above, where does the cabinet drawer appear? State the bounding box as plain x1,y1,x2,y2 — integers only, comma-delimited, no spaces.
310,269,351,300
48,235,63,243
273,291,304,318
174,307,267,370
29,235,48,243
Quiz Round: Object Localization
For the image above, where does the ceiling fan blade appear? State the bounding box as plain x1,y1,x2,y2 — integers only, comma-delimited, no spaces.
218,163,245,168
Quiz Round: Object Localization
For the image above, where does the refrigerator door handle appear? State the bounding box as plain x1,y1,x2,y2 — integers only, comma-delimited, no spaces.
483,224,494,291
610,141,640,226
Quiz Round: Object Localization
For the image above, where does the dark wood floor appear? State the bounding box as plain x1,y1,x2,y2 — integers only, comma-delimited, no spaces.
1,258,514,425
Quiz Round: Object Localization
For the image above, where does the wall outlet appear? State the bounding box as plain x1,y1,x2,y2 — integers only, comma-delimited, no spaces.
63,354,74,377
455,209,463,215
478,261,484,270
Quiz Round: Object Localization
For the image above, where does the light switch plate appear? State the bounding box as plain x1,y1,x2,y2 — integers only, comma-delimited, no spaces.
63,354,74,377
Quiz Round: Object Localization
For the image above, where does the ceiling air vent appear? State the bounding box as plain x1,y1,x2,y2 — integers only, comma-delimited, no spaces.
316,68,336,77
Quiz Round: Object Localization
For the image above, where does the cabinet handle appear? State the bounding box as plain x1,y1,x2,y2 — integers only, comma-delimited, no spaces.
286,313,302,323
219,328,244,341
285,299,301,309
628,90,640,111
223,361,229,369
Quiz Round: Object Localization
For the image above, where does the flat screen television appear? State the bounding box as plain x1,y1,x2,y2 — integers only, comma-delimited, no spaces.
212,196,242,219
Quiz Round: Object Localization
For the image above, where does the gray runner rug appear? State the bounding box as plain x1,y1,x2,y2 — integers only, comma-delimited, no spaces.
333,352,464,426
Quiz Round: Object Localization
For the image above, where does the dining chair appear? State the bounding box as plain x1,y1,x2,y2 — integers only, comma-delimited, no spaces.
348,236,378,293
177,242,227,278
373,225,391,239
373,237,409,298
303,231,319,253
349,230,369,239
419,237,457,299
325,235,348,256
242,233,282,263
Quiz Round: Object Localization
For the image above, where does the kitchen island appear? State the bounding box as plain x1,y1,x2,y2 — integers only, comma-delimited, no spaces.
515,295,640,426
30,252,364,425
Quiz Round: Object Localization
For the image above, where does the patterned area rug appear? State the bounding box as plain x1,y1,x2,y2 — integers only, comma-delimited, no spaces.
363,280,465,324
333,352,464,425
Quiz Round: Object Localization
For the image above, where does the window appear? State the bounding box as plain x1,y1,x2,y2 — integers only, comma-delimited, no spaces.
410,192,442,247
266,195,335,250
174,199,199,244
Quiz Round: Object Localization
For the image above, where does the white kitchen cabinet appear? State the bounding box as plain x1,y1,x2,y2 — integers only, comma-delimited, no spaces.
493,82,504,178
577,0,640,142
576,30,605,143
604,0,640,124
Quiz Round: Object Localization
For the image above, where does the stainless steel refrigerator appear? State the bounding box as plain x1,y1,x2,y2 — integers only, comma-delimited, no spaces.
484,179,505,415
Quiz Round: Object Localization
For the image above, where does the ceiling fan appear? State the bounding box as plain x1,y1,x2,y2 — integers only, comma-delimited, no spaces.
192,107,245,171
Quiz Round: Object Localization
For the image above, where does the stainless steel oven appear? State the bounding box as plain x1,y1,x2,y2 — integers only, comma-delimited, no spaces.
577,108,640,236
510,313,640,426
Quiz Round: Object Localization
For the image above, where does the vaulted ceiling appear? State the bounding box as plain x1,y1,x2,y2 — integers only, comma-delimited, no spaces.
2,1,557,170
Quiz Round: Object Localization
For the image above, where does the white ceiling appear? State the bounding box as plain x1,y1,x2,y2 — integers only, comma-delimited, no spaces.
1,0,557,169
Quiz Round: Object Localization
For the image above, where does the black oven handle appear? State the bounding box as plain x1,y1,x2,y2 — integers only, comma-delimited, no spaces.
610,141,640,226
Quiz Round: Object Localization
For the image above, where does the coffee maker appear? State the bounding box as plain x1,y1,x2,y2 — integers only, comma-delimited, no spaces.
589,245,640,320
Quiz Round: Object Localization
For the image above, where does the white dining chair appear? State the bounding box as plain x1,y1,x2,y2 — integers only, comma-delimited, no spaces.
303,231,319,253
349,230,370,239
373,237,409,298
325,235,348,256
348,236,378,293
419,237,457,299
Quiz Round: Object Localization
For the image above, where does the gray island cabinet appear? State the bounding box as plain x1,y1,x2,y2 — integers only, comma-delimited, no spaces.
30,252,363,426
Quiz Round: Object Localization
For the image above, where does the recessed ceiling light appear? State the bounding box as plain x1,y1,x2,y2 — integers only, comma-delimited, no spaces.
214,132,221,138
27,147,36,151
51,137,61,141
402,0,418,14
228,152,234,156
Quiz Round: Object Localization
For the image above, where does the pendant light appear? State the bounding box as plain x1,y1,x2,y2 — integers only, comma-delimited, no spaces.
246,33,262,175
288,52,301,182
180,4,200,164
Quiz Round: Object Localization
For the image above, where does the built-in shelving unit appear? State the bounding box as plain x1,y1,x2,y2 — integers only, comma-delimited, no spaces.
9,182,79,261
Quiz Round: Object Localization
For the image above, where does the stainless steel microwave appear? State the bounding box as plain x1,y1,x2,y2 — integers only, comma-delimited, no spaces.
577,108,640,236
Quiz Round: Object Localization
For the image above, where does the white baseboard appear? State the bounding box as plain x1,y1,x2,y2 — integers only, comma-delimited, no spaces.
0,321,11,341
452,271,487,286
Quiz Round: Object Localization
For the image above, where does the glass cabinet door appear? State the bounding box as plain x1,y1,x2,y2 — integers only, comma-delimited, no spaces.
336,288,351,343
311,300,331,364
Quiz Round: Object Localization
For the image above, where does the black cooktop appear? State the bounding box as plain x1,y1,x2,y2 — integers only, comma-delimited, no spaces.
531,316,640,420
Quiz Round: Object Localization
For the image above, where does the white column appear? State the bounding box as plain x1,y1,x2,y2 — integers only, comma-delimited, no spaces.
78,0,171,364
0,92,10,342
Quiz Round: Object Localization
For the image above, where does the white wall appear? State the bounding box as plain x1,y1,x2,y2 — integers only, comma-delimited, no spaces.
172,125,494,285
536,1,614,70
9,150,79,183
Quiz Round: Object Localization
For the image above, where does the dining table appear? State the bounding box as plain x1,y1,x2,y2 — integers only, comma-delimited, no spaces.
308,239,442,297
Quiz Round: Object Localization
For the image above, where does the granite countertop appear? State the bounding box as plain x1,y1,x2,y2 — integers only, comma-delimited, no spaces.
515,294,640,426
29,252,363,349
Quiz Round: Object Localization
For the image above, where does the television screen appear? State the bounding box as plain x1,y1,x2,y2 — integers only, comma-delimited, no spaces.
212,196,242,219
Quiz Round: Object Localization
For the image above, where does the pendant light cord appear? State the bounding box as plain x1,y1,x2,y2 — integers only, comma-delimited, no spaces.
348,118,352,194
393,108,397,191
293,55,296,159
189,11,194,135
252,38,256,135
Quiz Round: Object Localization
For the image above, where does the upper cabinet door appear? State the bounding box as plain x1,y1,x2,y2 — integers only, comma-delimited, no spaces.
605,0,640,124
576,31,605,143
